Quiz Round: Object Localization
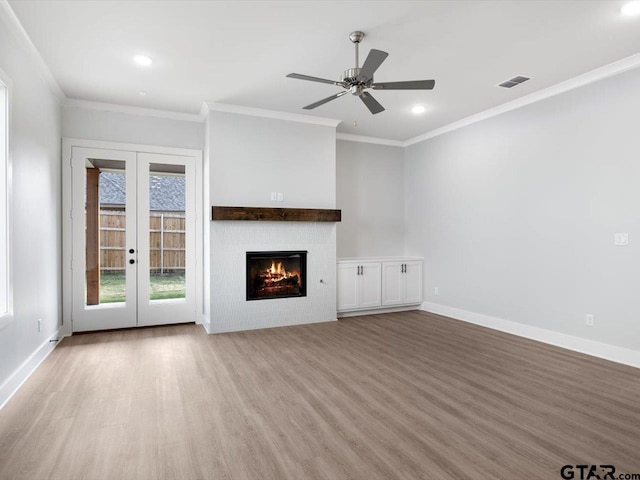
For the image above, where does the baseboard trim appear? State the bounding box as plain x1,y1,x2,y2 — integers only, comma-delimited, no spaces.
0,327,66,410
338,305,420,318
421,302,640,369
201,314,212,334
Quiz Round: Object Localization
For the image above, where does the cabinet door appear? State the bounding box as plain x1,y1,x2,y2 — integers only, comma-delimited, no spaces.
337,263,360,311
403,261,423,304
381,262,404,306
359,263,382,309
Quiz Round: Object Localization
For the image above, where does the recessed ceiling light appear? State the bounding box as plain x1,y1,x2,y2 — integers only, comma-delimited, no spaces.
133,55,152,66
621,1,640,16
139,91,147,96
412,105,426,114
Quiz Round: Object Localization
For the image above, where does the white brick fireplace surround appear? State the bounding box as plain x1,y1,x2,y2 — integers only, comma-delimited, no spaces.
208,221,337,333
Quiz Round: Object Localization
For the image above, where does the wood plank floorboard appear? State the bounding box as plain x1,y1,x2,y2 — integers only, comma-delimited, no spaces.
0,310,639,479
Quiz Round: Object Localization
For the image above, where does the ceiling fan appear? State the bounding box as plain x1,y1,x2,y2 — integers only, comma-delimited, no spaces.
286,31,435,115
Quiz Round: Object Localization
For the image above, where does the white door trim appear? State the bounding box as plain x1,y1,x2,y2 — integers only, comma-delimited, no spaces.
62,138,203,336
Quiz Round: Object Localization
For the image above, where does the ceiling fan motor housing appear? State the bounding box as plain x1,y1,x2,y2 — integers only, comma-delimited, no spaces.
341,68,361,84
342,68,373,95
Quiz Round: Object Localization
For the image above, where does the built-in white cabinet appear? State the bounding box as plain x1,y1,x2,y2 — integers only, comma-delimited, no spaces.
381,261,423,306
337,258,422,314
337,262,381,311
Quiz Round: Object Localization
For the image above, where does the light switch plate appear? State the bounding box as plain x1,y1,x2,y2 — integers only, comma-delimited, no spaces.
614,233,629,246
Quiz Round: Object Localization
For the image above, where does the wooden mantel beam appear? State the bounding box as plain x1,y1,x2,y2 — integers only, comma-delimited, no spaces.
211,206,341,222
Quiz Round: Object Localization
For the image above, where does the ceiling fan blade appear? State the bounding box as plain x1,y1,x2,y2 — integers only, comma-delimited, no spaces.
357,49,389,82
359,92,385,114
287,73,343,86
303,90,349,110
372,80,436,90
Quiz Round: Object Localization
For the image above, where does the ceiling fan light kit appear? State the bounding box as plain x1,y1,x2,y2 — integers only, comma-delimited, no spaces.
287,31,435,115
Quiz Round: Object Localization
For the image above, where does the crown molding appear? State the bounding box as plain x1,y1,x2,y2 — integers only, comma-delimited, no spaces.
204,102,341,127
199,102,210,123
0,0,65,101
64,99,202,122
336,133,404,147
404,52,640,147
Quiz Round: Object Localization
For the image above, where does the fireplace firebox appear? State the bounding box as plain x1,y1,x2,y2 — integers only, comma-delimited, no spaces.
246,251,307,301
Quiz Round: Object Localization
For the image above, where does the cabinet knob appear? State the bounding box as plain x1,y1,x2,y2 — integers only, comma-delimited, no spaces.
129,259,135,264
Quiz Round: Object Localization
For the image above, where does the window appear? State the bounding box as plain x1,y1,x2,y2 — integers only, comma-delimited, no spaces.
0,70,10,322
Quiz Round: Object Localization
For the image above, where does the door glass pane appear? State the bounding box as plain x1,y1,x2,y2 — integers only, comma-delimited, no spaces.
149,164,186,301
85,161,127,305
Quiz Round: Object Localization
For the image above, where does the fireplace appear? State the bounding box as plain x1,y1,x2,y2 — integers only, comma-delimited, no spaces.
246,251,307,301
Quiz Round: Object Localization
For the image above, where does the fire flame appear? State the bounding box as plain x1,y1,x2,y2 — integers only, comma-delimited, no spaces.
268,261,293,278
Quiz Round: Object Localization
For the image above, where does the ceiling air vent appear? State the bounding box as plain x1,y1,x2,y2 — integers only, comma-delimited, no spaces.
498,75,531,88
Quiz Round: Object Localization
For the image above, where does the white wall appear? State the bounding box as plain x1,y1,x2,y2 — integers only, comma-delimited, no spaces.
336,140,404,258
209,111,336,209
206,109,337,333
62,105,204,150
0,13,62,403
405,66,640,352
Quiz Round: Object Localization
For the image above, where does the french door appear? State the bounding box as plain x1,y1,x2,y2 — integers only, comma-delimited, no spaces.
70,147,197,332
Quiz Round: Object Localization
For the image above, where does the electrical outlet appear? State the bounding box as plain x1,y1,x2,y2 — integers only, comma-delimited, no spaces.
270,192,277,201
277,192,284,202
614,233,629,246
433,287,439,295
37,318,41,333
586,314,594,326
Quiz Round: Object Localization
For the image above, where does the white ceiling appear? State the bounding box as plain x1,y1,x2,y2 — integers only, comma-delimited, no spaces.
7,0,640,141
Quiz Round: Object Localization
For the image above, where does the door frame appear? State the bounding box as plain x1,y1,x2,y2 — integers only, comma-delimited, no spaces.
61,138,203,336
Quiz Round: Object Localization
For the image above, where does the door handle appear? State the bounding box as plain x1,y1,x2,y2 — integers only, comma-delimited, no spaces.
129,259,135,264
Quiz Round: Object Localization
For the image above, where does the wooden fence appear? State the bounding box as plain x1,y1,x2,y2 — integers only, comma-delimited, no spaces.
100,210,185,273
